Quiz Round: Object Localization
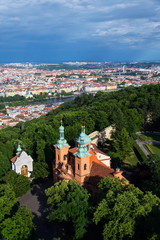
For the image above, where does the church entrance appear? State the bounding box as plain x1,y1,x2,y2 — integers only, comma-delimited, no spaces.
21,165,28,177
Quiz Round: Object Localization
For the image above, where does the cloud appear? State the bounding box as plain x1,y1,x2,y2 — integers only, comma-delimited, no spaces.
0,0,160,61
91,18,160,48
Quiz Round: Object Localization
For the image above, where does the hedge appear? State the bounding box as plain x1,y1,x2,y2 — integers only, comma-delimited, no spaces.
133,141,147,163
145,144,154,154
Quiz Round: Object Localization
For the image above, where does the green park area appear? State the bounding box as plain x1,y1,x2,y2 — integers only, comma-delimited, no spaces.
138,133,160,155
145,144,160,155
138,133,160,142
123,151,139,169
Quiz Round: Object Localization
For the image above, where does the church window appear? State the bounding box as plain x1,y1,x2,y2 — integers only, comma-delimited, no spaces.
64,155,67,160
58,155,60,160
84,164,87,170
78,164,80,170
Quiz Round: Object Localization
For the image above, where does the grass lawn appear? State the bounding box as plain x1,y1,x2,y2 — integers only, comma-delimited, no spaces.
138,133,160,142
124,152,139,166
146,144,160,155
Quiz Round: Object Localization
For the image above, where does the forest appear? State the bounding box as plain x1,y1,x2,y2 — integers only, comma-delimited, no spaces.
1,83,160,239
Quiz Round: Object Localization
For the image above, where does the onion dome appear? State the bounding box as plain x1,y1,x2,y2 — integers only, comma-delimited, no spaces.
77,126,91,144
54,121,70,149
74,133,91,158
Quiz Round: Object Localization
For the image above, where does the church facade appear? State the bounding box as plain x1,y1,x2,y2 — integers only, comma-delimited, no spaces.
11,144,33,177
53,124,124,186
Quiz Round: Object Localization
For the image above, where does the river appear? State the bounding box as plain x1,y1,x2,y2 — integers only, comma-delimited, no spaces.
45,95,77,105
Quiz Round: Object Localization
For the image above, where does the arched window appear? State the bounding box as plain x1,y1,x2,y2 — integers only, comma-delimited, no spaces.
21,165,28,177
84,164,87,170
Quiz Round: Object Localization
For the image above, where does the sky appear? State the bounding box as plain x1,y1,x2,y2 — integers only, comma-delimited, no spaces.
0,0,160,63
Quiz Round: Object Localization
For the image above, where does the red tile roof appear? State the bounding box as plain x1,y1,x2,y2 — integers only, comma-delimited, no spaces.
90,161,114,178
69,147,77,153
10,153,20,163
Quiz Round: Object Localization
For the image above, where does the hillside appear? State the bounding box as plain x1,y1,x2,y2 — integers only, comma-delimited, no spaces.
1,83,160,179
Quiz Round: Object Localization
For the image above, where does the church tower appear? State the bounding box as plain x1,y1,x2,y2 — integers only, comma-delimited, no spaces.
74,129,91,184
77,125,91,149
54,121,70,169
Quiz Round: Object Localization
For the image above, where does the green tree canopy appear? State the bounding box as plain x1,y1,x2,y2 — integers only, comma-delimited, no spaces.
93,177,160,240
31,162,49,180
111,127,133,162
1,206,34,240
2,171,30,197
0,184,17,223
45,180,90,239
143,154,160,196
0,152,11,178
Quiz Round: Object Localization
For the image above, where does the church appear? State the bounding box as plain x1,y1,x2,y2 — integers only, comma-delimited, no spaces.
53,123,127,186
11,144,33,177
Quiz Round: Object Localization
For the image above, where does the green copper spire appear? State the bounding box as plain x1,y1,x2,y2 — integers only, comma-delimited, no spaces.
74,133,91,158
54,121,70,149
77,124,91,144
16,144,22,155
59,120,64,140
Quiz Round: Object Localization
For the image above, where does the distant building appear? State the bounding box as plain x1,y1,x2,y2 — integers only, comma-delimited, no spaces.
11,144,33,177
53,124,128,188
83,85,106,92
123,65,126,73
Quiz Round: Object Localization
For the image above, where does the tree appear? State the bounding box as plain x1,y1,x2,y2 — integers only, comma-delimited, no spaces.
1,206,34,240
0,184,17,223
36,139,46,162
145,154,160,182
97,176,127,199
0,184,34,240
112,128,132,162
125,109,142,136
0,152,11,178
93,177,160,240
110,105,127,131
45,180,90,239
31,162,49,179
143,154,160,196
3,171,30,197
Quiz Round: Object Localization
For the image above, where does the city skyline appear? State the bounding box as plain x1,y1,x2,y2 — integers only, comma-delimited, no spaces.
0,0,160,63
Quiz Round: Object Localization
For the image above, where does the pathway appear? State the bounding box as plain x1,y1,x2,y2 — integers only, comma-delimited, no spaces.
19,179,63,240
135,139,150,157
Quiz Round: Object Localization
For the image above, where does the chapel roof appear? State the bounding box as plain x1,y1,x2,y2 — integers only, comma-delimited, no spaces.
10,153,21,163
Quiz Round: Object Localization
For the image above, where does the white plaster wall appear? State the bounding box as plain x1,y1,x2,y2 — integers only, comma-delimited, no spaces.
100,125,114,140
12,162,16,171
89,131,99,145
96,152,110,161
89,125,114,145
101,160,111,167
14,151,33,177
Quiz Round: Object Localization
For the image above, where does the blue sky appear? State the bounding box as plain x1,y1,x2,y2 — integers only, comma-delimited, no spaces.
0,0,160,63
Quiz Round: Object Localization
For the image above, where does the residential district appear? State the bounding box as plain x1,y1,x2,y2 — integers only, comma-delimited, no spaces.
0,62,160,128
